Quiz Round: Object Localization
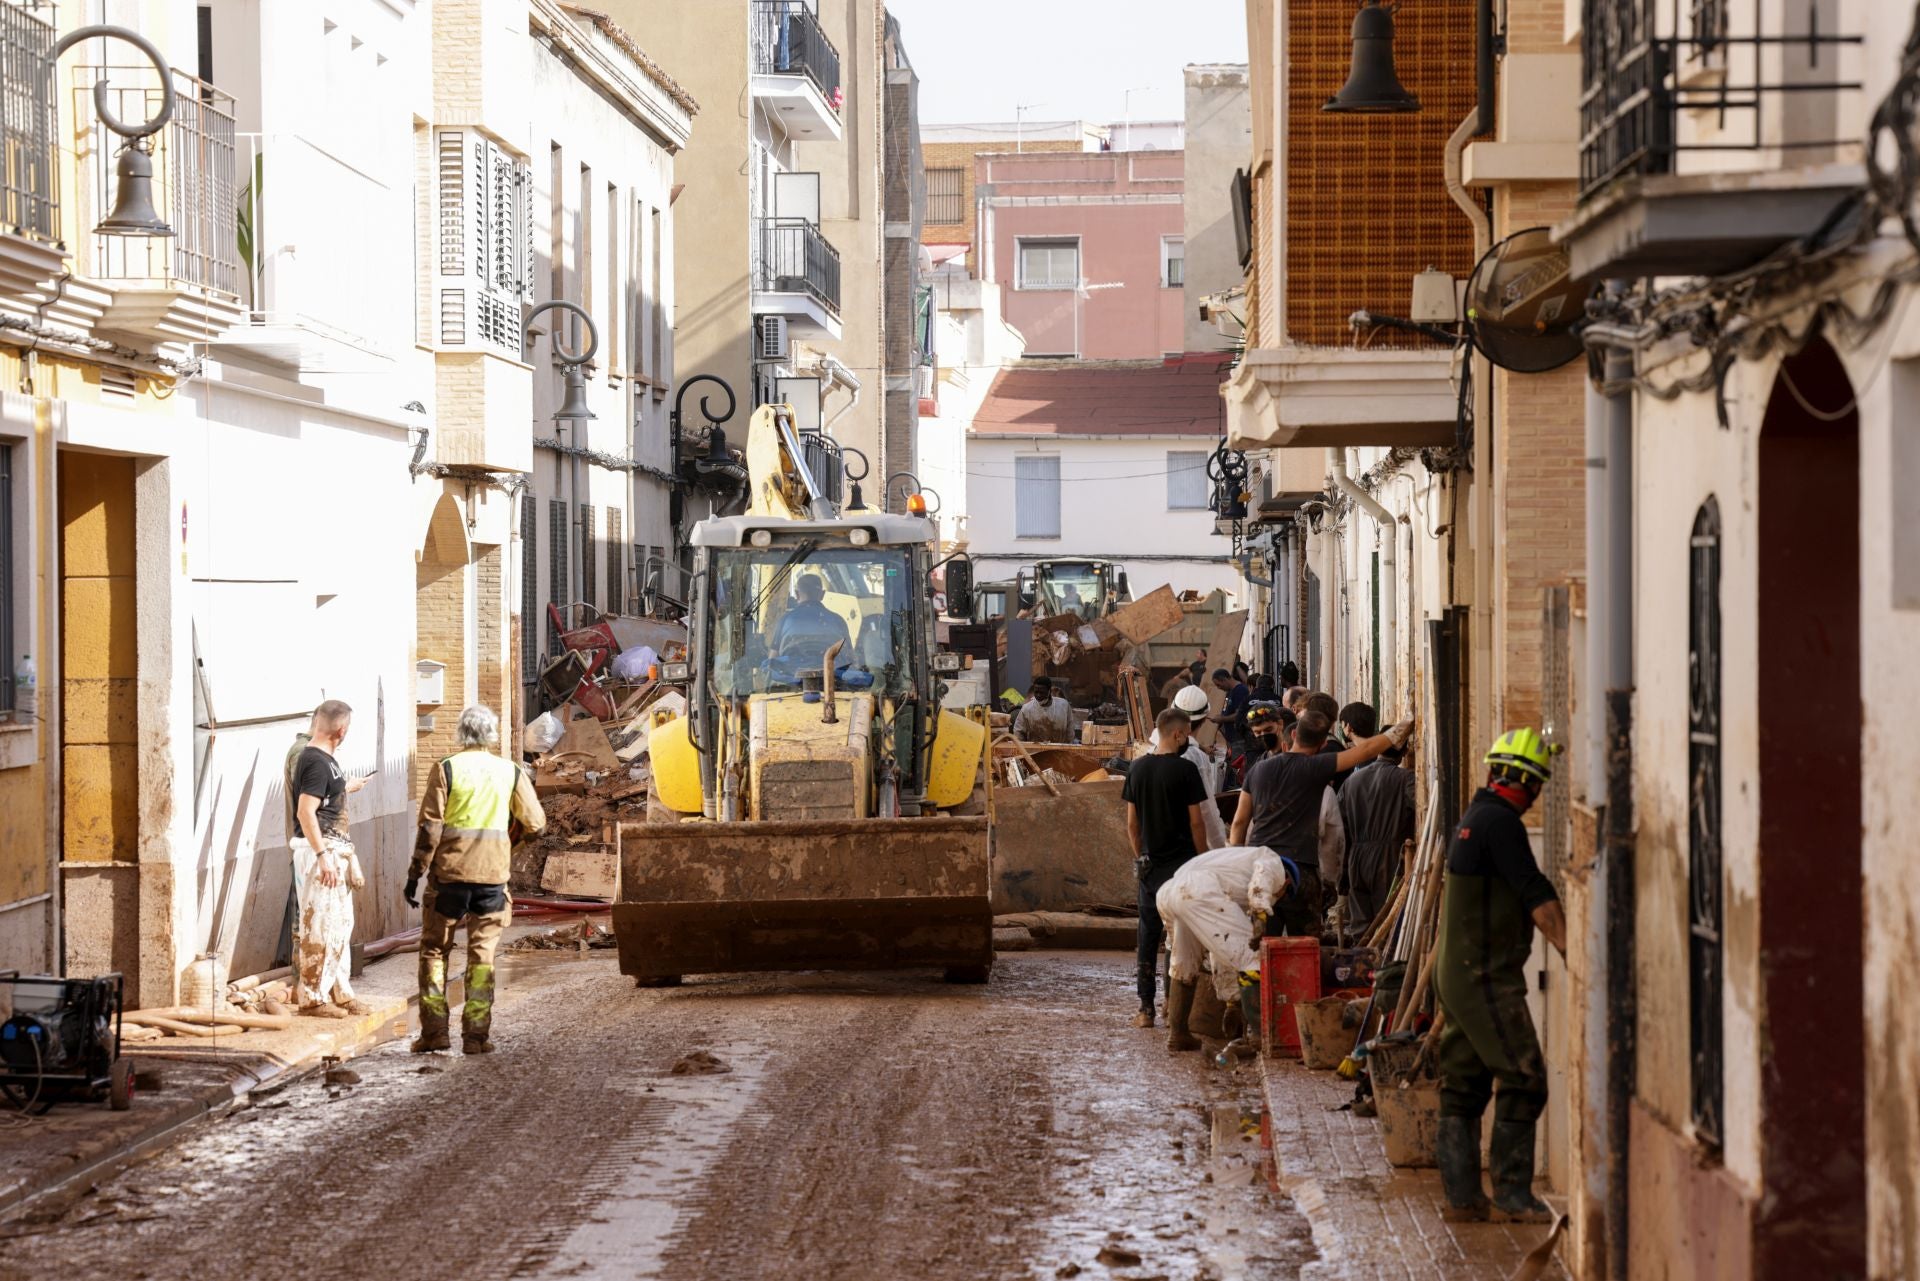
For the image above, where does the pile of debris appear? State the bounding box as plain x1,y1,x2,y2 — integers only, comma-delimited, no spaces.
516,688,687,903
505,918,617,952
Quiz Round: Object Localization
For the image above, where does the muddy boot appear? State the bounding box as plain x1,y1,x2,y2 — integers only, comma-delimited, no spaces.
461,962,496,1055
1132,1009,1155,1029
411,1004,450,1053
413,954,451,1052
1437,1115,1491,1221
1165,979,1201,1052
1488,1119,1553,1223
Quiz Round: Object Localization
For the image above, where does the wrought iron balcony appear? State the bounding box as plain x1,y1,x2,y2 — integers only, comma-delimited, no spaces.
0,3,56,244
751,2,841,109
1568,0,1864,277
754,216,841,315
78,67,242,297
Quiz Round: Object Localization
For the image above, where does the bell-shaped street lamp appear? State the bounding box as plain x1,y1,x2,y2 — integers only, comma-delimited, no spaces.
1323,0,1422,115
53,25,177,236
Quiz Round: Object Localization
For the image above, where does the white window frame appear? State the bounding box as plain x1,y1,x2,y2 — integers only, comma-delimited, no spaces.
1166,450,1209,510
1161,235,1184,288
1014,454,1062,539
1015,237,1079,292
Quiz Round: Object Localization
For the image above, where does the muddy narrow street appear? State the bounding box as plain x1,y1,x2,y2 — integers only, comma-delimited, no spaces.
0,951,1314,1281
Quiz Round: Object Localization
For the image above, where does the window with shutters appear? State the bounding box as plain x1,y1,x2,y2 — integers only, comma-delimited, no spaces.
437,129,532,356
548,499,568,649
1016,238,1078,291
926,168,963,225
606,509,624,613
580,504,597,611
1161,236,1185,287
1166,450,1208,510
1014,455,1061,539
521,494,539,683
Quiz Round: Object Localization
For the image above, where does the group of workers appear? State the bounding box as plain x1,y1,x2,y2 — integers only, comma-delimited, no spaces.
1123,671,1566,1224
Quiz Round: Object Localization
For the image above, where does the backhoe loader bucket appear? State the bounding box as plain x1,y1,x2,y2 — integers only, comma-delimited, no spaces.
612,816,994,980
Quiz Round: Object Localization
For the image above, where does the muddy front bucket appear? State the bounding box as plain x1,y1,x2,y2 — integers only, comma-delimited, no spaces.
612,816,994,980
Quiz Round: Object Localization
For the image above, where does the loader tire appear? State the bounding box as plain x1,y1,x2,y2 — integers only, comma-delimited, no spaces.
635,975,684,988
943,964,991,985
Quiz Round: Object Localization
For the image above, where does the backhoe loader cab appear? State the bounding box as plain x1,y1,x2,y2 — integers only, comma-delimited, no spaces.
1017,559,1131,621
612,404,994,985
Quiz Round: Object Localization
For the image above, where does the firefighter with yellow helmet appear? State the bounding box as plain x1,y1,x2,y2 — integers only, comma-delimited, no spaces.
1433,728,1567,1224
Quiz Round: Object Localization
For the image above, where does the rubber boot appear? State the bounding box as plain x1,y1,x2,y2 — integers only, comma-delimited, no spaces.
1166,979,1201,1052
1233,976,1262,1058
462,962,496,1055
1489,1119,1553,1223
1437,1115,1491,1221
412,956,451,1053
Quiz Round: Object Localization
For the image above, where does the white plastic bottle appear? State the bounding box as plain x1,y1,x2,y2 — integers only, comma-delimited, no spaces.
13,654,34,721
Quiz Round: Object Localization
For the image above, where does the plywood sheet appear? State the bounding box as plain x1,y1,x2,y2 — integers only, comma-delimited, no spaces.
1108,585,1185,644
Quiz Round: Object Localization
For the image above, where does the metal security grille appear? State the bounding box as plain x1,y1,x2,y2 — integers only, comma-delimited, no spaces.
579,504,596,611
0,4,57,242
1541,585,1573,887
925,167,962,225
520,493,538,683
1285,0,1478,347
82,68,239,293
605,508,624,614
1579,0,1861,198
548,499,568,650
1688,498,1724,1149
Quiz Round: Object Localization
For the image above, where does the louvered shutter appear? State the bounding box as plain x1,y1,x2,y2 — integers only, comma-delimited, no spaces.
437,129,532,357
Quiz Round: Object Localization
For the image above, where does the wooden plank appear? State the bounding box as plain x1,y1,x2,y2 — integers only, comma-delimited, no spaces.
553,708,622,772
1106,584,1185,644
540,846,620,901
1192,609,1249,750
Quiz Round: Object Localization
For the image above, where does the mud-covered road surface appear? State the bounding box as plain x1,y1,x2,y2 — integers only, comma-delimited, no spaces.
0,951,1315,1281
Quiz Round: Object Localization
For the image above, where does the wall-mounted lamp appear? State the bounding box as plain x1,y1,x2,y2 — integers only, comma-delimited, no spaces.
525,299,598,421
1323,0,1422,115
54,25,177,236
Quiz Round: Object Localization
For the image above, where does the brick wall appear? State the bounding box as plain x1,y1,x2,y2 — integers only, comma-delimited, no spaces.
475,543,503,720
1493,181,1585,735
920,137,1081,251
414,498,468,797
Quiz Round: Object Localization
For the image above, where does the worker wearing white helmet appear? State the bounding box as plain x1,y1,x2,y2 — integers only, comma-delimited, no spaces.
1160,683,1228,850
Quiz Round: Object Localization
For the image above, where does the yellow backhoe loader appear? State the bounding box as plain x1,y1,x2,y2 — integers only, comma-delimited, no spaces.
612,404,994,984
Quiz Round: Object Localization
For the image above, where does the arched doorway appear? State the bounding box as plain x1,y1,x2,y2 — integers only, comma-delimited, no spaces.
415,495,471,797
1753,335,1864,1276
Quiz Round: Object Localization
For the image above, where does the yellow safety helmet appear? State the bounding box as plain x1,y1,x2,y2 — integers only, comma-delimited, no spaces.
1484,727,1561,784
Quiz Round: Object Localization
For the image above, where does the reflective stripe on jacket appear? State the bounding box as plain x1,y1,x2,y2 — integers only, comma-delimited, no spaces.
411,750,547,885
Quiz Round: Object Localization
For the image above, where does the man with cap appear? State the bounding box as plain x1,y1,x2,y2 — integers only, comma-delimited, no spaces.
1432,728,1566,1224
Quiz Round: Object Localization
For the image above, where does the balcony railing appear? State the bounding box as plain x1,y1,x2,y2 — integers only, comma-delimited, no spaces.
751,1,841,109
78,67,240,295
755,216,840,314
0,3,57,242
1579,0,1862,200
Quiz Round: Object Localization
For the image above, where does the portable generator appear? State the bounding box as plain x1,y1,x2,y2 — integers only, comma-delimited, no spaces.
0,971,131,1113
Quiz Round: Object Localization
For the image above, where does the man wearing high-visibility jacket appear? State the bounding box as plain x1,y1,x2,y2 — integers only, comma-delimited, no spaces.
406,704,546,1054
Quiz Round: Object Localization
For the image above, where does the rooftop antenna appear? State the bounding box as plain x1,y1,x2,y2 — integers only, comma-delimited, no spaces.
1015,100,1046,153
1120,85,1153,150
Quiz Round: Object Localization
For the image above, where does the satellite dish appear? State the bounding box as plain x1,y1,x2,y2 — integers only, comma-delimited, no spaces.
1463,227,1592,373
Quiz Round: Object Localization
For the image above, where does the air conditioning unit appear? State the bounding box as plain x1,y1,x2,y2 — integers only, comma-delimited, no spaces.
758,316,790,363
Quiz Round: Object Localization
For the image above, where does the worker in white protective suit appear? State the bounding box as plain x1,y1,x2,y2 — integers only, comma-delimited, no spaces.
1152,684,1229,850
1155,845,1297,1052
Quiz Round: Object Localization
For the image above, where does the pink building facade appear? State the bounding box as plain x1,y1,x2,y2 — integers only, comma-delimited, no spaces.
975,150,1185,360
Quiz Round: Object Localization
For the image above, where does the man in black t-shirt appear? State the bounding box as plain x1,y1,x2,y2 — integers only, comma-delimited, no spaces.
1123,706,1212,1043
290,699,371,1017
1230,708,1410,936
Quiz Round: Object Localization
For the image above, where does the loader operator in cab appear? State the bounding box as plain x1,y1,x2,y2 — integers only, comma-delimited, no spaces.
771,572,852,666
